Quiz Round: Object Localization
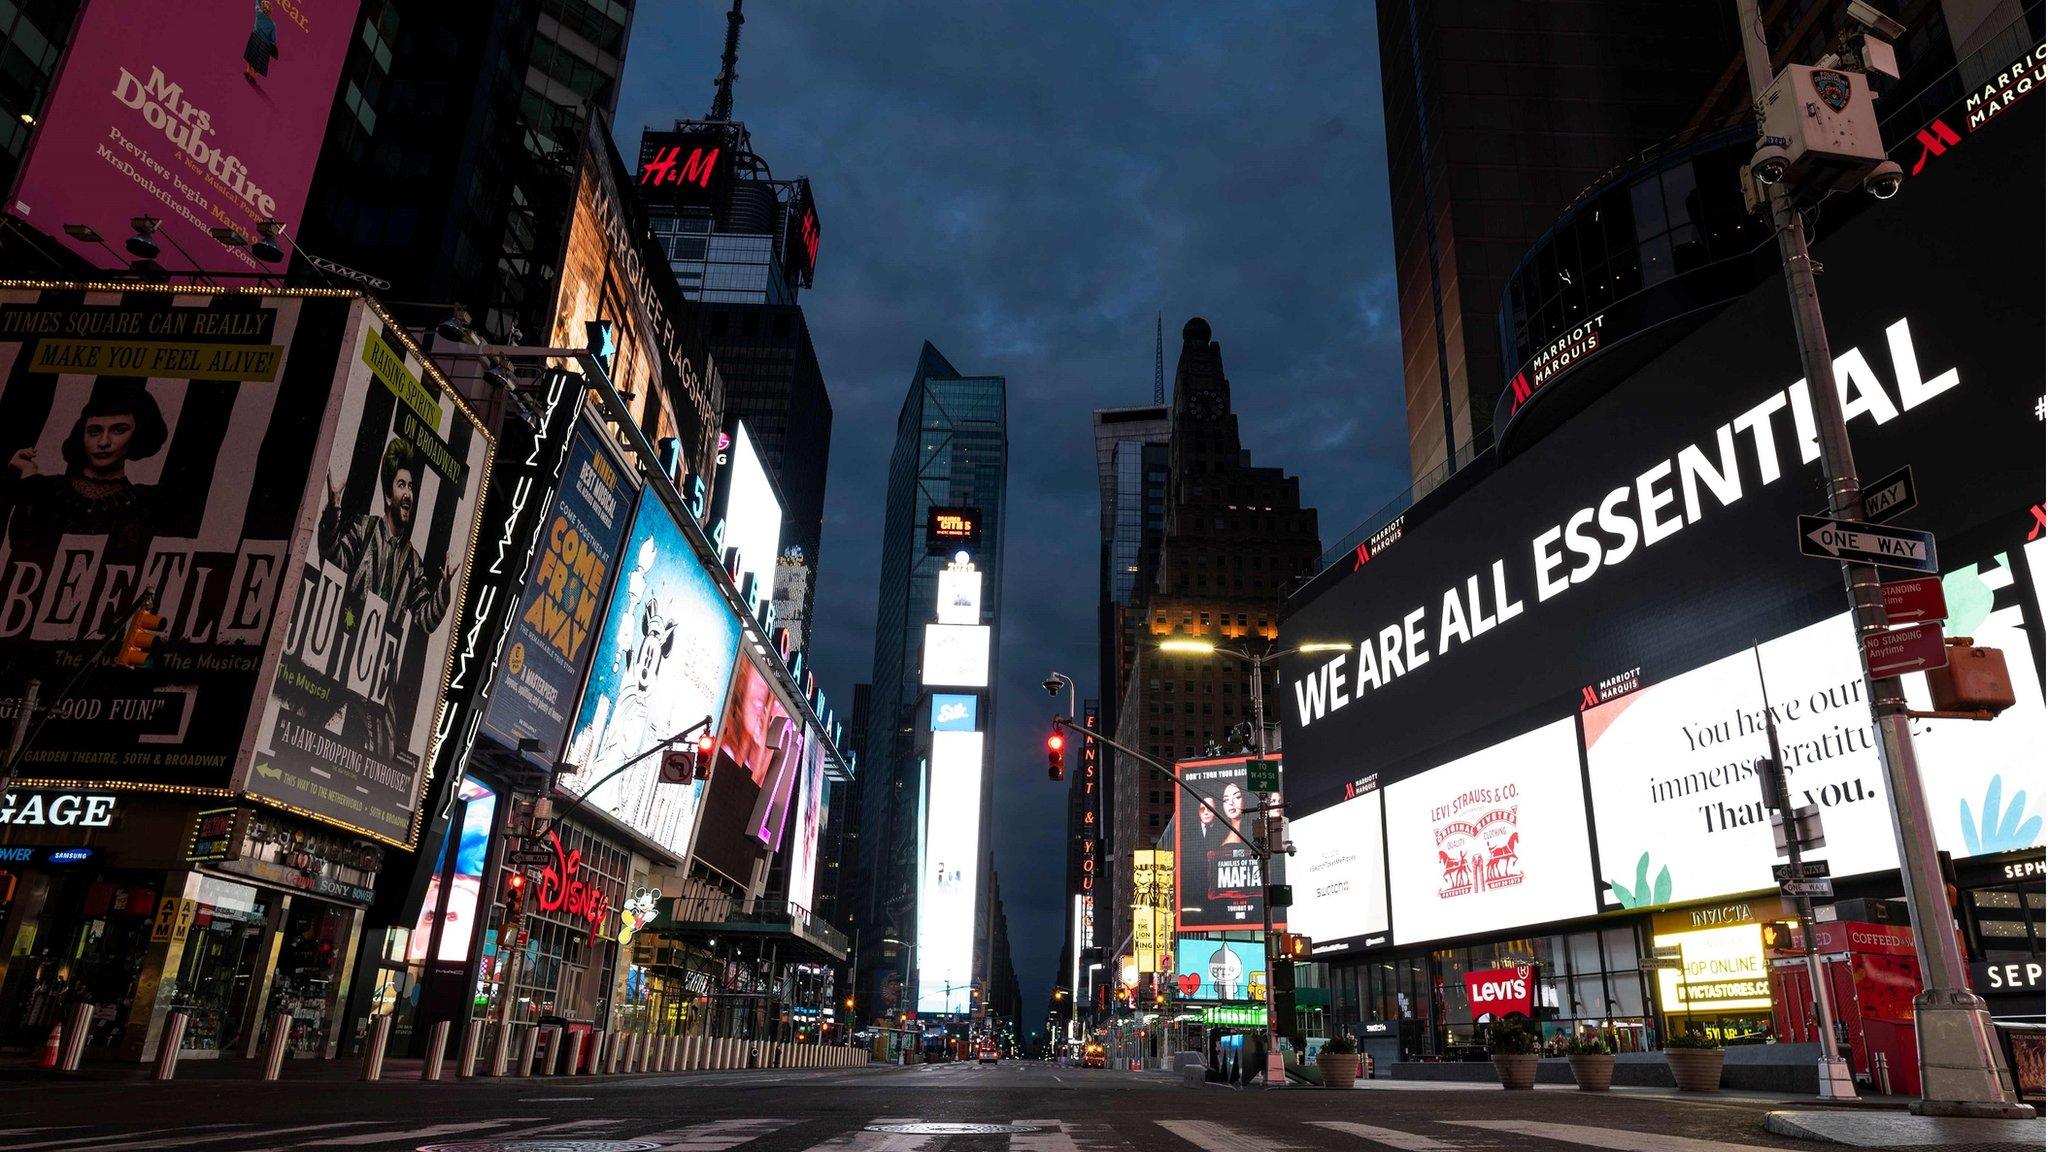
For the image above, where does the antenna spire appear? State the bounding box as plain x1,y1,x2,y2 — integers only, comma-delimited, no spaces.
1153,312,1165,404
710,0,745,121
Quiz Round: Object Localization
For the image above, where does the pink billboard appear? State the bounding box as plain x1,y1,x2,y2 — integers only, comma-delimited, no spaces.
9,0,359,275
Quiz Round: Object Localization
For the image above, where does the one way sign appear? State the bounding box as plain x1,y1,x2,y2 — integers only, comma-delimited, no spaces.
1798,515,1939,574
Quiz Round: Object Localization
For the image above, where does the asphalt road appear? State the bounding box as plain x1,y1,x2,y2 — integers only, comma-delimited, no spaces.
0,1058,2033,1152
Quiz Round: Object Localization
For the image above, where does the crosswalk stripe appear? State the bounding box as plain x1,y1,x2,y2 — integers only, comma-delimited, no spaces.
795,1118,944,1152
1448,1120,1780,1152
1158,1120,1305,1152
302,1118,542,1147
61,1121,380,1152
1307,1120,1479,1151
634,1117,799,1149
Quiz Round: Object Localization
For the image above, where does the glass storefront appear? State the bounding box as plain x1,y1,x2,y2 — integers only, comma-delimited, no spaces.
266,898,352,1057
0,870,160,1054
167,877,272,1054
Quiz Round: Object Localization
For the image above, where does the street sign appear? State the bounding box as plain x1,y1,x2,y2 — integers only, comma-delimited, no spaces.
1880,577,1947,624
1781,878,1836,898
1652,944,1683,959
1245,758,1281,793
1863,623,1950,679
1772,805,1826,855
507,850,554,867
1859,465,1917,523
1638,957,1683,971
660,749,693,785
1798,515,1938,574
1773,860,1832,881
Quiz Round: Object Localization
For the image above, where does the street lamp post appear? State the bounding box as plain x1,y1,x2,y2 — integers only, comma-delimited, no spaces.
1048,640,1350,1088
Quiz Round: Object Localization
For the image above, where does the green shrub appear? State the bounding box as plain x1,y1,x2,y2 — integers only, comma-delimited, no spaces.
1319,1034,1357,1055
1665,1027,1723,1050
1489,1019,1536,1055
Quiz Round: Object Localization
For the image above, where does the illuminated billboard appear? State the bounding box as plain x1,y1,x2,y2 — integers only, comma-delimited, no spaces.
562,487,740,855
1132,850,1175,973
1287,785,1389,949
0,289,366,797
247,309,492,847
10,0,358,276
785,727,829,911
921,624,990,688
930,694,979,732
692,652,790,887
925,506,982,553
1383,718,1597,945
935,568,982,625
480,417,638,768
1172,938,1267,1003
1174,755,1269,932
917,729,983,1014
715,421,783,618
635,128,733,209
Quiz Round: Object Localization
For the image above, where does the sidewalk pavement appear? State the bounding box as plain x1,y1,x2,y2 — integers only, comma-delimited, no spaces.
1764,1108,2044,1148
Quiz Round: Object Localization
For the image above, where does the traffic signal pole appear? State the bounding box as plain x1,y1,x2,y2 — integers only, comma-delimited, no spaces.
1732,0,2025,1116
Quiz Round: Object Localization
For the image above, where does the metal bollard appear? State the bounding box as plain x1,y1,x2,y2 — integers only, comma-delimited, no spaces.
685,1035,702,1068
665,1034,679,1070
490,1020,513,1077
152,1012,189,1081
423,1020,450,1081
625,1033,642,1073
1873,1051,1891,1096
59,1003,91,1072
261,1012,292,1081
541,1026,562,1076
517,1023,540,1077
587,1031,607,1075
602,1031,618,1074
458,1019,483,1079
656,1035,670,1071
565,1029,586,1076
361,1014,392,1081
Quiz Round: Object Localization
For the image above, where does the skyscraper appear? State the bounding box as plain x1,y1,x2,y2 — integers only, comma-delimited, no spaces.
1108,318,1321,959
637,116,832,625
1375,2,1734,490
1093,405,1172,752
854,342,1007,1029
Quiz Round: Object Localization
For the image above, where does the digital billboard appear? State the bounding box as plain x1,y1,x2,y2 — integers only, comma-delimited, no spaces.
479,417,638,767
562,487,740,856
917,729,984,1014
0,289,355,795
935,568,982,625
1132,849,1174,973
1383,718,1597,945
715,421,782,617
925,506,981,554
1173,938,1267,1003
248,310,492,847
930,693,978,732
687,649,786,887
781,179,821,288
1175,755,1270,932
921,623,990,688
1585,614,1906,910
559,118,719,498
409,776,496,963
1281,99,2044,877
10,0,359,276
785,726,829,911
1287,785,1389,950
635,128,733,209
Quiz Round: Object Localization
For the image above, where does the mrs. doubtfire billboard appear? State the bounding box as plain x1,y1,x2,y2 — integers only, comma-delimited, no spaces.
9,0,359,274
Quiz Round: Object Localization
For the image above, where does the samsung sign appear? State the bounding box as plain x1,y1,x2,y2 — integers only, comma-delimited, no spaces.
1281,106,2043,814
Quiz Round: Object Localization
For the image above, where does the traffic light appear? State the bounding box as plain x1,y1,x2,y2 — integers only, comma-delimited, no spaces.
692,731,717,781
115,606,165,668
504,871,529,924
1047,730,1065,781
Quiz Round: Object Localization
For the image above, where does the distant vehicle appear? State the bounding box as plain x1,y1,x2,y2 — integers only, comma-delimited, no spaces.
977,1043,999,1064
1082,1042,1106,1068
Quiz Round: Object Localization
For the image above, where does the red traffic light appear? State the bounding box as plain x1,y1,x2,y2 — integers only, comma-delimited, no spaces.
506,872,526,891
693,732,717,781
1047,729,1066,781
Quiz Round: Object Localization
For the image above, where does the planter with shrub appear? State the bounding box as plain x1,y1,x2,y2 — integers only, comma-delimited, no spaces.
1317,1034,1360,1088
1564,1033,1615,1091
1663,1028,1724,1092
1489,1021,1539,1091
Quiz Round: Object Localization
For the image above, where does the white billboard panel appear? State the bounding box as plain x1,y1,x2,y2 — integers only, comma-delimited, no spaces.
936,568,982,624
1288,786,1389,948
922,623,991,688
917,729,984,1014
1385,717,1597,945
721,421,783,612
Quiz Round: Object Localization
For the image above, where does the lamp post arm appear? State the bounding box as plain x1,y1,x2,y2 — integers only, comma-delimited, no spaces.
552,716,714,825
1050,716,1258,857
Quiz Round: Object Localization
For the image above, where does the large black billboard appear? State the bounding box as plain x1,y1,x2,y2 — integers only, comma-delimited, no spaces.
1281,96,2044,821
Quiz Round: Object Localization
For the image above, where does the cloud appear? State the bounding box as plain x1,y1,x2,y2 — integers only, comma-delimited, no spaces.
615,0,1408,1034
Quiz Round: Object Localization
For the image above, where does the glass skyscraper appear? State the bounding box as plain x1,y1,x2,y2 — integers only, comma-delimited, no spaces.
854,342,1007,1027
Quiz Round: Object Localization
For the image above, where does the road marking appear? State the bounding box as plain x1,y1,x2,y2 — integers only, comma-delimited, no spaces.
794,1119,944,1152
1307,1121,1479,1151
302,1118,540,1146
1159,1120,1304,1152
1448,1121,1781,1152
0,1130,84,1138
5,1123,252,1150
634,1118,799,1151
69,1121,379,1152
518,1096,597,1101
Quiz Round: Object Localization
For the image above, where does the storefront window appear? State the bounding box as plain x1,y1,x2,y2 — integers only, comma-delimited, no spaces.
268,899,351,1056
0,873,159,1052
169,877,271,1054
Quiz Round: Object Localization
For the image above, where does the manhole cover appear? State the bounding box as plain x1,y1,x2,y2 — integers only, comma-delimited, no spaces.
864,1124,1041,1136
419,1142,662,1152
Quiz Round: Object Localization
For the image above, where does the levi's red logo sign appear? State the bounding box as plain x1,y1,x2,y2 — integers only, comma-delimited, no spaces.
1464,965,1534,1020
640,145,720,189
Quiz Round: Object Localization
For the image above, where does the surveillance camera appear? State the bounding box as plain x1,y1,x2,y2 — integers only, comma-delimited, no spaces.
1283,840,1298,857
1863,159,1903,200
1845,0,1906,41
1043,676,1063,698
1750,144,1790,188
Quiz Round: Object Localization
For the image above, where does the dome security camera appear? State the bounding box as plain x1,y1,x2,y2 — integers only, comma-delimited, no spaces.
1750,144,1791,188
1863,159,1903,200
1043,676,1063,697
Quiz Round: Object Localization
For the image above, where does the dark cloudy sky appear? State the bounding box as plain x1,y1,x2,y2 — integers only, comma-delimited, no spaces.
616,2,1408,1032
